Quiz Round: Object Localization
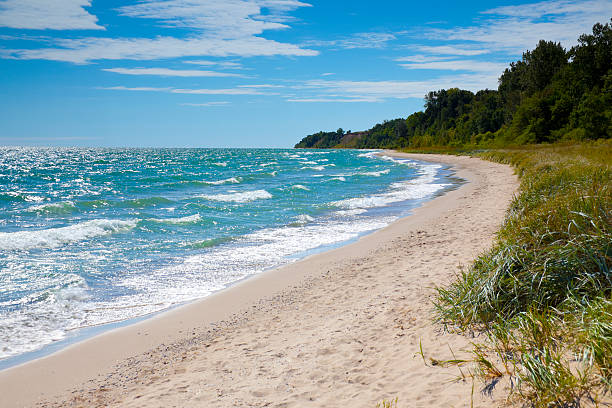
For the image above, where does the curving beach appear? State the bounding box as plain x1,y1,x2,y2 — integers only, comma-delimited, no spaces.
1,153,518,407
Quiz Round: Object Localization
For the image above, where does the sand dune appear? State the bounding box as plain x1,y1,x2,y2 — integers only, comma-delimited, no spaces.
1,152,518,407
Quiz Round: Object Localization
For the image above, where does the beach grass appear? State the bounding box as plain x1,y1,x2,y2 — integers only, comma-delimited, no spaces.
428,142,611,406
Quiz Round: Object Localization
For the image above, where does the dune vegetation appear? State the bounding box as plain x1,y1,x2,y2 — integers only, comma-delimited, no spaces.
432,142,611,406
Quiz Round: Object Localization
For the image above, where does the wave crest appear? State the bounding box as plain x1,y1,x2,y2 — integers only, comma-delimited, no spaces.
0,219,137,251
199,190,272,203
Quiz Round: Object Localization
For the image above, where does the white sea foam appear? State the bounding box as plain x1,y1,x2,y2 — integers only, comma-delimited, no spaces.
333,164,446,209
150,214,202,224
357,151,379,158
301,166,325,171
0,219,137,251
291,184,310,191
0,277,90,359
212,162,227,167
199,190,272,203
27,201,76,213
260,162,278,167
328,176,346,182
119,215,395,319
335,208,368,216
294,214,315,224
361,169,390,177
203,177,241,185
302,161,318,164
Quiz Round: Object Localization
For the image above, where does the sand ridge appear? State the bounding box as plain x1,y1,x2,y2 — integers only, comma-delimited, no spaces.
2,152,518,407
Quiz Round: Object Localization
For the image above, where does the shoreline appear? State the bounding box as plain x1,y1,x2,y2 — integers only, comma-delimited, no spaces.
0,153,458,372
1,152,519,407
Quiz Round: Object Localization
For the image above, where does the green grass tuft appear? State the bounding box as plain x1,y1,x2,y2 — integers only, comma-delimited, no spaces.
434,141,612,406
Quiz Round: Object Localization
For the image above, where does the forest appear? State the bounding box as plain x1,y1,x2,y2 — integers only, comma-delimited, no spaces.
295,19,611,149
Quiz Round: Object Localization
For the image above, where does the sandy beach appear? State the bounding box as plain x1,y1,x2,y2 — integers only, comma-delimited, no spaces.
1,152,518,407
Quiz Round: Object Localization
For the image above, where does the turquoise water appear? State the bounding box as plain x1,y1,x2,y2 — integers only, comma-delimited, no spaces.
0,147,454,363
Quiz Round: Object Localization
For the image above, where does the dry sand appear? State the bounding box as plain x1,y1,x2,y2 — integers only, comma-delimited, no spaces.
0,152,519,407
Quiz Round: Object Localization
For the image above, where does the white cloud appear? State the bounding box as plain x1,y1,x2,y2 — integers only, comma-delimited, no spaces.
395,55,454,63
6,35,318,63
398,60,508,75
102,67,243,77
296,75,500,101
3,0,317,63
0,0,103,30
100,85,270,95
100,85,278,95
304,32,396,49
416,45,488,56
286,97,381,103
481,0,610,18
183,60,245,69
172,87,269,95
427,0,612,53
116,0,311,39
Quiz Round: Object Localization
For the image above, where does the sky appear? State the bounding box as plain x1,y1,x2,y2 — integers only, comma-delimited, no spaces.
0,0,610,147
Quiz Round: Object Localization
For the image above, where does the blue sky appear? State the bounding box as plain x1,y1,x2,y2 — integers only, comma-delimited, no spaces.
0,0,610,147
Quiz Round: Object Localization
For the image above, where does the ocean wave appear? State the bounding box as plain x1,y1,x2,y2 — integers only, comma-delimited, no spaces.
199,189,272,203
333,164,445,209
0,278,89,359
301,166,325,171
328,176,346,182
0,192,45,203
118,197,175,208
290,184,310,191
361,169,390,177
27,201,77,215
357,151,379,158
212,162,227,167
149,214,202,225
203,177,241,185
335,208,368,216
0,219,137,251
292,214,315,225
189,236,234,249
259,162,277,167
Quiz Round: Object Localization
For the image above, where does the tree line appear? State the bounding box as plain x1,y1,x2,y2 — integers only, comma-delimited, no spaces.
295,20,611,149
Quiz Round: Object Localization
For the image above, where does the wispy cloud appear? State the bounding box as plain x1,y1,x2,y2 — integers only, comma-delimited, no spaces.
398,60,508,75
0,0,103,30
119,0,310,39
172,87,269,95
183,60,245,69
304,32,396,49
427,0,612,53
102,67,243,77
415,45,489,56
101,85,271,95
3,0,317,63
6,36,318,63
286,97,380,103
294,75,500,102
116,0,312,38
